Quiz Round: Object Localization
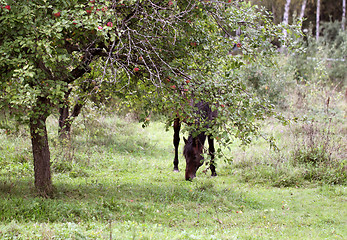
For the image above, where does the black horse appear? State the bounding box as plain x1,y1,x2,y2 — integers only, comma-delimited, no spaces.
172,101,217,180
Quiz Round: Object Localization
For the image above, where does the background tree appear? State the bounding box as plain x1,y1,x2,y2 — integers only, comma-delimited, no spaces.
299,0,307,20
250,0,345,37
342,0,346,30
283,0,291,39
316,0,321,41
0,0,298,196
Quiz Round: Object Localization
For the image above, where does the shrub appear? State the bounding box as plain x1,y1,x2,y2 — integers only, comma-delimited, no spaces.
290,119,346,185
290,23,347,86
231,82,346,186
239,56,296,107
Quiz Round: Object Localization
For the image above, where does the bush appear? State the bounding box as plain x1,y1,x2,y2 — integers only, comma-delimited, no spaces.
290,119,346,185
290,23,347,86
231,82,346,186
239,56,296,107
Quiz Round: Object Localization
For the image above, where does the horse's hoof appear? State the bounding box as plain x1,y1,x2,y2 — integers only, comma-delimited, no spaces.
173,168,179,172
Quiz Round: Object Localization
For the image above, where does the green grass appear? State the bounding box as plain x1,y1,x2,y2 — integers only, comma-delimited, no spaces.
0,112,346,239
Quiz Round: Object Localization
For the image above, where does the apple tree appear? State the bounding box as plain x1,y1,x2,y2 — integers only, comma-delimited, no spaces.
0,0,300,196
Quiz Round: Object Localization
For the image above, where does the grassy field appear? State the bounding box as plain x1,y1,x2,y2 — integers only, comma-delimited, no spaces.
0,101,346,240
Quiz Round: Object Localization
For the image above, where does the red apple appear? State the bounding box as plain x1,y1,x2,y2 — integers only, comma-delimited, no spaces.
237,43,242,48
190,42,197,47
54,12,61,17
171,85,176,89
134,67,140,72
5,5,10,10
106,22,113,27
90,0,96,3
185,80,190,83
86,9,92,14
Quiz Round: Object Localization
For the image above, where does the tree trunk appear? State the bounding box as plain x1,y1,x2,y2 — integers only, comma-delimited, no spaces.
299,0,307,20
59,103,70,140
316,0,321,41
30,96,53,197
283,0,292,39
342,0,346,31
58,99,84,140
272,4,277,23
58,87,84,141
58,90,72,140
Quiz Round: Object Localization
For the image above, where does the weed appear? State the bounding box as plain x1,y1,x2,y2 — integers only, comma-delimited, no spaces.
290,117,346,184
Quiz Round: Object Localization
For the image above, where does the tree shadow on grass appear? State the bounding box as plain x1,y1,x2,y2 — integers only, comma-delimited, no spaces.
53,121,173,160
0,176,264,224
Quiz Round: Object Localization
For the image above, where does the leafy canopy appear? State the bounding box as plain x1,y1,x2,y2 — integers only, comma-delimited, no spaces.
0,0,301,148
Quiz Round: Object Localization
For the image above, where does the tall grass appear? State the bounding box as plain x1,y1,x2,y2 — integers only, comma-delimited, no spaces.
230,81,346,187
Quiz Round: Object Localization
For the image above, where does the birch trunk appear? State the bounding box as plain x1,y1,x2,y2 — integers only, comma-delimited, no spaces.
299,0,307,20
283,0,292,39
316,0,321,41
342,0,346,30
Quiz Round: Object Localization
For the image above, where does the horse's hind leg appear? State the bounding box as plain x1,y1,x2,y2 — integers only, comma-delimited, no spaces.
208,135,217,176
173,117,180,172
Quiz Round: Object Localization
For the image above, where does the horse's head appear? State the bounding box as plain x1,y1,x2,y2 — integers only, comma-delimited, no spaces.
183,136,205,181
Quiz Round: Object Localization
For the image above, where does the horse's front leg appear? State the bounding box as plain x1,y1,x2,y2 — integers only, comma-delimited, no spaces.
173,117,181,172
208,135,217,176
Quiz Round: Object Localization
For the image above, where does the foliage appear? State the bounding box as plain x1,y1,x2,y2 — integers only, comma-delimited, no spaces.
319,23,347,85
250,0,345,32
236,56,297,107
250,0,304,24
289,24,347,86
0,0,301,132
231,76,347,187
290,116,346,183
